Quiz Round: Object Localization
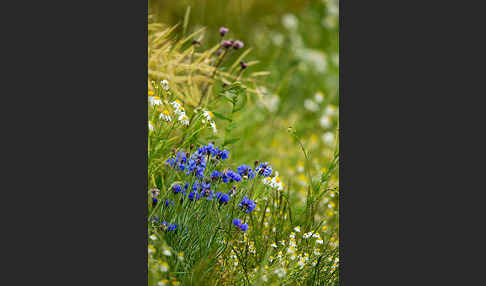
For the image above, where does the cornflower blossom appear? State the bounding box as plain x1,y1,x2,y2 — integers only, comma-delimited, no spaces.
232,218,248,232
166,152,188,171
215,192,230,204
239,196,256,213
172,184,183,194
256,162,273,177
160,110,171,122
237,164,255,179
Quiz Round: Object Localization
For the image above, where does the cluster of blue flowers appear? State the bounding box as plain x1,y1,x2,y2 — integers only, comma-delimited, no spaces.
150,218,177,232
232,218,248,232
238,196,256,213
161,221,177,232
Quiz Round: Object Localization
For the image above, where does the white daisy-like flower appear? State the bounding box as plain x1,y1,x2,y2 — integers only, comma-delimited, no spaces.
304,99,319,112
271,242,277,248
170,100,182,109
161,80,169,91
162,247,171,256
210,121,217,134
312,260,318,266
148,121,154,132
312,233,321,239
322,132,335,146
275,267,286,278
157,281,167,286
320,115,331,128
316,239,324,244
149,234,157,240
177,252,184,261
201,110,213,123
314,92,324,103
178,114,189,126
324,105,337,117
314,249,321,256
159,110,171,122
289,232,295,239
298,258,306,268
262,171,284,190
150,96,162,106
148,245,155,254
287,246,295,254
303,232,312,239
294,226,301,233
160,262,169,272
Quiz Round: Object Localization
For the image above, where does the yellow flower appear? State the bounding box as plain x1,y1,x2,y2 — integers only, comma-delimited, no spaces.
148,90,154,97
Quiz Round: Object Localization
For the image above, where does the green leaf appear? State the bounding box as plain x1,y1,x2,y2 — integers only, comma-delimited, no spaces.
212,111,232,122
223,138,240,146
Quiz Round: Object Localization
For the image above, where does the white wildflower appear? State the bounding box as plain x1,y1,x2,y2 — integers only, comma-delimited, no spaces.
304,99,319,112
314,92,324,103
159,110,171,122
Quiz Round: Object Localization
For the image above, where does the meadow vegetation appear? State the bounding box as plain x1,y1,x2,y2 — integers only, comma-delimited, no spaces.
148,1,339,285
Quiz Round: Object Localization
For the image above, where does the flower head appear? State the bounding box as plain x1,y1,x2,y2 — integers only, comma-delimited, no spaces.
219,27,229,37
237,164,255,179
239,196,256,213
221,40,233,48
233,40,244,50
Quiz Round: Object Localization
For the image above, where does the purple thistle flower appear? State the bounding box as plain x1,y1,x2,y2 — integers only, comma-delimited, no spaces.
221,40,233,48
240,61,247,69
233,40,244,50
219,27,229,37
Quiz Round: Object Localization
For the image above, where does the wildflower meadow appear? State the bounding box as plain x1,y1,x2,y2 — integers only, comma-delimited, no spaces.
148,1,339,285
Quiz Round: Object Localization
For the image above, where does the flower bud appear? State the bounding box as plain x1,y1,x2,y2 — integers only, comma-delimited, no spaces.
219,27,229,37
240,61,247,69
233,40,244,50
221,40,233,48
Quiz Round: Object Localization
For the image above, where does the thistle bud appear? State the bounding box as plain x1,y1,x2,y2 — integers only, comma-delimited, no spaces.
233,40,244,50
216,48,223,56
190,144,194,150
240,61,247,69
219,27,229,37
254,160,259,167
192,39,201,45
221,40,233,48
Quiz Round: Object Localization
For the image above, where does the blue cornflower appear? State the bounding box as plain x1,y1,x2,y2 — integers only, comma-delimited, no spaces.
192,181,200,191
216,192,231,205
161,221,168,228
172,184,183,194
218,149,230,160
239,223,248,232
237,164,255,179
201,181,211,191
164,200,173,207
211,170,222,180
188,191,201,201
232,218,242,227
167,224,177,231
227,170,242,182
239,196,256,213
232,218,248,231
256,162,273,177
